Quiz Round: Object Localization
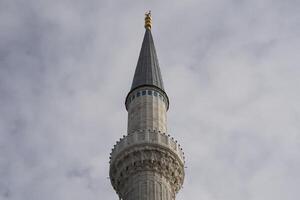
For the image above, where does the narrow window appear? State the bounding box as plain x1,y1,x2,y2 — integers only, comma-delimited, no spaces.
142,91,146,96
154,91,158,97
132,95,135,100
148,90,152,95
137,92,141,97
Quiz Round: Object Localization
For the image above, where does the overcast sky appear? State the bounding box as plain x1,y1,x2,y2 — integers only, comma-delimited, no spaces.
1,0,300,200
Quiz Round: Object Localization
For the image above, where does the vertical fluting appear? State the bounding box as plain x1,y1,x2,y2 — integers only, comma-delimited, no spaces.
121,172,174,200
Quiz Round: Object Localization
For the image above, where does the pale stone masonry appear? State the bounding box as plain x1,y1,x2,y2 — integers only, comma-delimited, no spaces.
109,12,185,200
127,87,168,134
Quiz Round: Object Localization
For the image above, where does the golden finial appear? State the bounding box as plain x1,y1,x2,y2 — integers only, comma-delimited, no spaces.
144,11,152,30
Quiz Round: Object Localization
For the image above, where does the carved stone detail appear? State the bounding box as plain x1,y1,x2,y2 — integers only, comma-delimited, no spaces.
110,143,184,199
110,130,185,165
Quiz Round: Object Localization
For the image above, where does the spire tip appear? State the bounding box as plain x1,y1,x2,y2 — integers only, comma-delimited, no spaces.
144,11,152,30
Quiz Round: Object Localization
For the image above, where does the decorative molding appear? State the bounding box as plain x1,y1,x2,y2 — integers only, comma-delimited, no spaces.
109,130,185,198
110,146,184,198
110,130,185,165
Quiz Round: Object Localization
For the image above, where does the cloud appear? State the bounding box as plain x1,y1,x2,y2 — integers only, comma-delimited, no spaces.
0,0,299,200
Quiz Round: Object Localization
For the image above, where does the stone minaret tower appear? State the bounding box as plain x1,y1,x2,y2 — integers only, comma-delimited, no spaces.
109,12,185,200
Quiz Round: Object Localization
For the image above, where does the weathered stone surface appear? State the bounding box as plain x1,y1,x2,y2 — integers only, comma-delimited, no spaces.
120,172,174,200
110,132,184,200
110,130,184,164
127,87,168,134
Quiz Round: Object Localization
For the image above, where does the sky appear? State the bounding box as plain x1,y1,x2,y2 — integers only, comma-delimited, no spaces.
0,0,300,199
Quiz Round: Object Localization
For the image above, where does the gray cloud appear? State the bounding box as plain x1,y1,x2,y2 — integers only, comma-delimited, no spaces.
0,0,299,199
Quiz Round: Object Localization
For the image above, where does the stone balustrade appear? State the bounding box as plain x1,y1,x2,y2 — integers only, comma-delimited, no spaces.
110,130,185,165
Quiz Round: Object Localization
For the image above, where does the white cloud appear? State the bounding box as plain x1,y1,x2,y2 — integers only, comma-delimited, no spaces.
0,0,299,199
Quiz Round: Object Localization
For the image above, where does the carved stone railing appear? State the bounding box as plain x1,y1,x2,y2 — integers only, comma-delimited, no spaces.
109,130,185,199
109,130,185,165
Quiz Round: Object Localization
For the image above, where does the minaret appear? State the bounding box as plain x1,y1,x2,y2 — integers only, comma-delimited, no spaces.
109,12,185,200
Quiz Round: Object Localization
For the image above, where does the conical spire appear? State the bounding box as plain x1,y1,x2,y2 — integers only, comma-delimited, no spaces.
130,12,164,92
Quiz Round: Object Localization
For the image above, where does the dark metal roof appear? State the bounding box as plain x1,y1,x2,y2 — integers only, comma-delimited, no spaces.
130,29,164,92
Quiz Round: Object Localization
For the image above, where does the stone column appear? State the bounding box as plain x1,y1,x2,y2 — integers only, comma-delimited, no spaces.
127,87,168,134
121,172,173,200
